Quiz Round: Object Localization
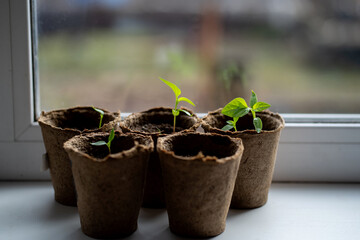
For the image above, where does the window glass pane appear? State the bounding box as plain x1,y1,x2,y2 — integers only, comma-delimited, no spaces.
34,0,360,113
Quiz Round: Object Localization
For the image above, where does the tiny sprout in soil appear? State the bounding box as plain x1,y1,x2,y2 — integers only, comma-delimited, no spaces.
221,90,271,133
90,128,115,154
159,77,195,133
92,106,104,129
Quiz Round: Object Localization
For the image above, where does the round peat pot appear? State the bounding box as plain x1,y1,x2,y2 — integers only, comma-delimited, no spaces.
202,109,285,208
38,106,121,206
121,107,200,208
157,132,244,238
64,132,153,239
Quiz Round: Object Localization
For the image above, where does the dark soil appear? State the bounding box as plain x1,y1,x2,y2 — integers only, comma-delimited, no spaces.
165,133,239,159
77,133,149,159
42,107,118,132
122,107,200,136
136,123,184,134
60,110,115,131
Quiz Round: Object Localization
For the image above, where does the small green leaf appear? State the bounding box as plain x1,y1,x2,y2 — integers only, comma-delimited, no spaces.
159,77,181,98
222,98,249,118
178,97,195,106
90,128,115,154
92,107,104,115
90,141,107,146
179,109,192,116
93,106,104,128
108,128,115,143
253,117,263,133
222,106,250,119
250,90,258,108
237,108,250,118
253,102,271,112
155,127,162,133
226,120,234,125
106,128,115,153
172,109,180,116
222,124,234,131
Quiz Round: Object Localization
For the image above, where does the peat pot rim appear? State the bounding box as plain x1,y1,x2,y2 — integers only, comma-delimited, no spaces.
157,132,244,164
201,108,285,136
121,107,201,137
64,132,154,163
38,106,121,134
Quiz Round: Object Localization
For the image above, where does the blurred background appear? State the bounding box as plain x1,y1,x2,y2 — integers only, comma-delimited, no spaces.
34,0,360,114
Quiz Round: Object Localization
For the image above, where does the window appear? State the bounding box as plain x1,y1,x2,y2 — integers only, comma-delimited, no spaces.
1,0,360,181
35,0,360,114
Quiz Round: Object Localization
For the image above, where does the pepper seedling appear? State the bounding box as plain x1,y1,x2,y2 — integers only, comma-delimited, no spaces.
159,77,195,133
221,90,271,133
90,128,115,154
92,106,104,129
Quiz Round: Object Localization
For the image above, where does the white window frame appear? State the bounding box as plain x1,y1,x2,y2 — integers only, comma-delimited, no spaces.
1,0,360,181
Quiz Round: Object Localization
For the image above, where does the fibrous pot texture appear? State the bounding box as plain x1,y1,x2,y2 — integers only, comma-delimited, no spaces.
38,106,120,206
64,132,153,239
202,108,285,208
121,107,200,208
157,132,244,238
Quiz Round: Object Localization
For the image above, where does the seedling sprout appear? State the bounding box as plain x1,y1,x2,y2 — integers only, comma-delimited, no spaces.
159,77,195,133
92,106,104,129
90,128,115,154
221,90,271,133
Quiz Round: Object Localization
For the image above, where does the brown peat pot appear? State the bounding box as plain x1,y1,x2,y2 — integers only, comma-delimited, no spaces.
121,107,200,208
64,132,153,238
202,109,285,209
157,132,244,238
38,106,120,206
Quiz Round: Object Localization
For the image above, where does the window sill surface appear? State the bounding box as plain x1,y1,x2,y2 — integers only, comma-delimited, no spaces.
0,182,359,240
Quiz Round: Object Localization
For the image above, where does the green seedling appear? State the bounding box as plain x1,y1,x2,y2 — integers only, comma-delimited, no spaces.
221,90,271,133
92,106,104,128
90,128,115,154
159,77,195,133
155,127,163,134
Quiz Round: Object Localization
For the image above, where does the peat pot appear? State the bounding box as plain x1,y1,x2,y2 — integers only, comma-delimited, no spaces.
157,132,244,238
202,109,285,208
64,132,153,238
38,106,120,206
121,107,200,208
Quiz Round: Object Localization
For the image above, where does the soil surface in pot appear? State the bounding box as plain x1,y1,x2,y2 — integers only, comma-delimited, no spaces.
43,108,116,131
122,107,199,135
72,133,149,159
168,134,239,159
135,123,183,134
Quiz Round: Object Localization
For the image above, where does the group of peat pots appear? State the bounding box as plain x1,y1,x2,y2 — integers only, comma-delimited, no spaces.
38,105,284,239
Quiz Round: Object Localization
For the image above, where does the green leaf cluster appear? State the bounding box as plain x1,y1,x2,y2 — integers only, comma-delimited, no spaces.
92,106,104,128
90,128,115,154
221,91,271,133
159,77,195,133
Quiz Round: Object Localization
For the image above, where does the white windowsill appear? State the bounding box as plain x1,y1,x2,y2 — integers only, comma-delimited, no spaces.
1,182,359,240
